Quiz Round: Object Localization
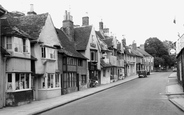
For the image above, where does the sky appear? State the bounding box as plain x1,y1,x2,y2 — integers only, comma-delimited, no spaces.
1,0,184,46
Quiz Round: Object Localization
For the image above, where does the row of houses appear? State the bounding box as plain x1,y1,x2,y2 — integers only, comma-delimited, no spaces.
0,5,154,108
176,34,184,92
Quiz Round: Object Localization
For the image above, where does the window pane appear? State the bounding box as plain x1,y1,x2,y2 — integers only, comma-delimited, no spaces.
7,74,12,91
26,74,29,89
6,37,12,49
15,74,20,90
55,73,60,87
20,74,25,89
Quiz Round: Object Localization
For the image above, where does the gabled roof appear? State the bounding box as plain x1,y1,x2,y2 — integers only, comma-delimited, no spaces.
74,26,92,50
137,48,152,57
56,28,87,59
5,13,48,40
0,5,7,16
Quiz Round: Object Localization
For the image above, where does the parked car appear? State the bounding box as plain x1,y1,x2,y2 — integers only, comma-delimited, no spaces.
173,68,177,72
137,70,147,78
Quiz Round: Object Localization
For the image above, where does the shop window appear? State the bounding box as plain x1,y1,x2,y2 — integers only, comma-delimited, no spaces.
63,72,76,88
42,73,61,89
48,73,54,88
7,73,31,92
7,74,12,91
55,73,60,87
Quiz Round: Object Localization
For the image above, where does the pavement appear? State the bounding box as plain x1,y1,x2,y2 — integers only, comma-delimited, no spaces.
0,74,139,115
166,72,184,112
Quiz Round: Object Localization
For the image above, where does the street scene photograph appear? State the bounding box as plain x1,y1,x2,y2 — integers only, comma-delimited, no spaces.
0,0,184,115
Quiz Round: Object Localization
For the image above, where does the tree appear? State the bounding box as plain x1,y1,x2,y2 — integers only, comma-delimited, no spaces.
144,37,170,68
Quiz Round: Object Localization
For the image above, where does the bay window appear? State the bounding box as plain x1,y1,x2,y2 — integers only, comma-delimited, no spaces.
41,73,61,89
7,73,31,92
41,46,55,59
4,36,29,53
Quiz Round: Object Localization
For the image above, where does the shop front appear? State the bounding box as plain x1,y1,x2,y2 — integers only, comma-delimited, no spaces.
88,62,100,85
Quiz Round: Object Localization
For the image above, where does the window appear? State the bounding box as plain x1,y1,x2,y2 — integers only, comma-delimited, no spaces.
6,73,30,91
41,47,46,58
42,73,61,89
81,75,87,84
7,74,12,91
41,46,56,59
6,37,12,49
67,57,77,65
48,73,54,88
15,73,30,90
90,50,97,62
63,72,76,88
23,39,28,52
55,73,60,87
78,59,83,66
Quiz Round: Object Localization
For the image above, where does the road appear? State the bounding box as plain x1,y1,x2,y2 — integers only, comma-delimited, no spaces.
40,72,183,115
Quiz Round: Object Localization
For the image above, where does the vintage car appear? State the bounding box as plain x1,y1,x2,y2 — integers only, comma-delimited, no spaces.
137,70,147,78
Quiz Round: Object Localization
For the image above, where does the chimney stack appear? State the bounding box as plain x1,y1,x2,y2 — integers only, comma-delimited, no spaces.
82,16,89,26
132,41,137,50
122,38,126,46
27,4,37,15
140,44,145,50
99,21,103,31
62,10,74,42
82,12,89,26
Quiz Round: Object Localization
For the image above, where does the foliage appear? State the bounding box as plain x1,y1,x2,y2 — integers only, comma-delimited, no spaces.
144,37,176,68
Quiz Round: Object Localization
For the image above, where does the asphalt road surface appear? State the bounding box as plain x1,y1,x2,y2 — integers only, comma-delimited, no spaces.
40,72,184,115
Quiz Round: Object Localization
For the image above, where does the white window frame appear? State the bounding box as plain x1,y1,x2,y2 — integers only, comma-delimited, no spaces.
41,73,61,89
41,46,56,60
6,73,31,92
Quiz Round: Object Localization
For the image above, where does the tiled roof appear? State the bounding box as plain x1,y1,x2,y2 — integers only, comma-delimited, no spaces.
1,17,31,39
101,59,114,68
137,48,152,57
95,31,105,40
74,26,92,50
131,49,143,57
103,38,113,48
0,5,7,16
5,13,48,40
56,28,87,59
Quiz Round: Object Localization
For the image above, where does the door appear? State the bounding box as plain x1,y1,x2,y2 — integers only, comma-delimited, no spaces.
76,74,79,91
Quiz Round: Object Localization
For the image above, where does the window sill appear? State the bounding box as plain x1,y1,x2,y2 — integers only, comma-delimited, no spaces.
41,58,56,61
7,89,32,93
38,87,61,91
